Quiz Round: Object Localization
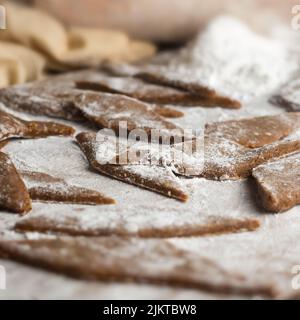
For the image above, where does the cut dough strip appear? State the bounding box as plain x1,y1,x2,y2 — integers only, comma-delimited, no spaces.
0,236,275,297
21,171,115,206
75,70,240,109
14,203,260,238
203,113,300,180
270,75,300,112
0,74,186,142
252,153,300,213
76,132,189,202
0,152,31,214
0,109,75,143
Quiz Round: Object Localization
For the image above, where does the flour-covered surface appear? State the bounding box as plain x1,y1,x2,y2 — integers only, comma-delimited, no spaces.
121,16,298,104
0,91,299,299
271,74,300,111
0,16,300,298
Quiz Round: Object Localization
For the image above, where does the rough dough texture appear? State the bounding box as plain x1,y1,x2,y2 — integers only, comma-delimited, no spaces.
0,152,31,214
252,153,300,213
0,71,183,119
0,236,275,297
203,113,300,180
271,75,300,112
75,70,240,109
76,132,189,202
14,196,260,238
74,91,187,143
115,17,297,104
21,171,115,206
0,79,84,121
0,109,75,143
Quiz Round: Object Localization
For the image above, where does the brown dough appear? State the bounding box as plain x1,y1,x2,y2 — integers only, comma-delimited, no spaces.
21,171,115,205
76,71,240,109
14,200,260,238
206,113,300,148
0,109,75,142
0,236,275,297
0,70,183,128
203,113,300,180
252,153,300,213
106,63,241,108
270,76,300,112
0,152,31,214
0,140,8,149
0,79,84,121
74,92,189,143
76,132,189,202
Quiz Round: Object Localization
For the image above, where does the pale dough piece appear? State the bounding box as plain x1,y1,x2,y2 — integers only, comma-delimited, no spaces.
0,1,68,59
0,42,45,86
0,236,275,297
60,28,156,67
252,153,300,213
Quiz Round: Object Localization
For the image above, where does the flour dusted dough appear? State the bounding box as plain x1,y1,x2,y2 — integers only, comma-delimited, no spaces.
0,79,83,121
117,16,297,104
0,236,275,297
203,113,300,180
252,153,300,213
0,109,75,143
271,75,300,112
0,152,31,214
0,73,184,138
14,203,260,238
76,70,240,109
21,171,115,206
74,91,187,143
76,132,189,202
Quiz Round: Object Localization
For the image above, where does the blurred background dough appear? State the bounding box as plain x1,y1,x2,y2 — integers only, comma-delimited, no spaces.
34,0,299,43
0,42,45,87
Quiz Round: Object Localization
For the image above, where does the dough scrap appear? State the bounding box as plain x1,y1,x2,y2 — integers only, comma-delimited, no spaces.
270,75,300,112
0,236,275,297
252,153,300,213
0,109,75,142
0,152,31,214
0,79,83,121
76,70,240,108
76,132,189,202
14,203,260,238
21,171,115,206
74,91,188,143
0,71,183,128
203,113,300,180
